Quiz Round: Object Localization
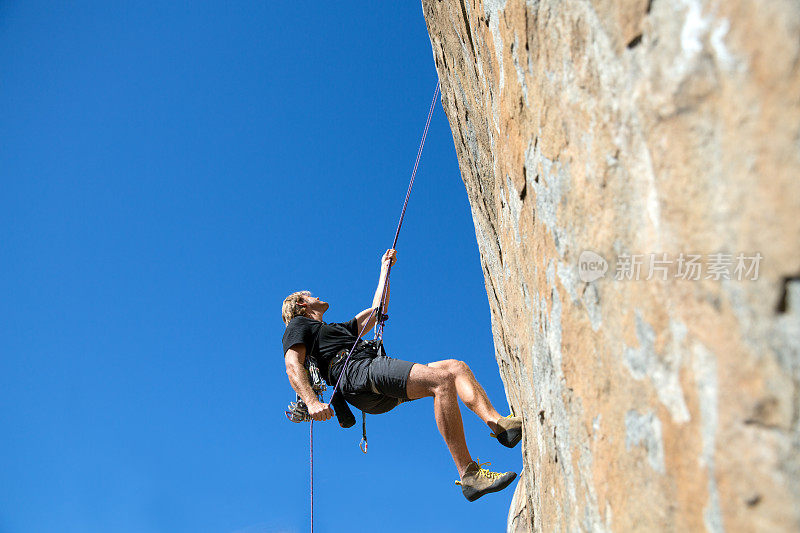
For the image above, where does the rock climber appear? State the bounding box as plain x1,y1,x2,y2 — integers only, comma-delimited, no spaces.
281,248,523,502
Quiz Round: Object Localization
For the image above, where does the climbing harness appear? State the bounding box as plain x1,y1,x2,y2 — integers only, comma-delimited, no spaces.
290,80,440,532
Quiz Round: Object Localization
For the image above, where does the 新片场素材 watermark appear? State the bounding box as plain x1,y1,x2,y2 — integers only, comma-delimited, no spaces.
577,251,762,282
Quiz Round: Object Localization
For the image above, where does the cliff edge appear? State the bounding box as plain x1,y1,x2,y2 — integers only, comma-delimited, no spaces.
422,0,800,530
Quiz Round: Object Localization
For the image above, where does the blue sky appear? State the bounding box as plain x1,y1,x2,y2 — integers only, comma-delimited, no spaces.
0,3,521,532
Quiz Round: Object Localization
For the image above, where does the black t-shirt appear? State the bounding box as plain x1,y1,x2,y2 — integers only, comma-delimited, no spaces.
282,315,360,377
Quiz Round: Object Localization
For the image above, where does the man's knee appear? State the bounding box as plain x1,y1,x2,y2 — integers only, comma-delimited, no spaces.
430,358,469,377
429,364,461,395
407,363,449,398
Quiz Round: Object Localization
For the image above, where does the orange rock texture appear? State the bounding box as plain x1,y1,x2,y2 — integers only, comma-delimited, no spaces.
422,0,800,530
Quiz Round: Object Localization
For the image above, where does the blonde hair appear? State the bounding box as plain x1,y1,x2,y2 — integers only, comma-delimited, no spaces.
282,290,311,325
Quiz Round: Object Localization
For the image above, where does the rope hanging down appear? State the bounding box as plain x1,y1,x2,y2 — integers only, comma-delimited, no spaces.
310,421,314,533
308,80,440,533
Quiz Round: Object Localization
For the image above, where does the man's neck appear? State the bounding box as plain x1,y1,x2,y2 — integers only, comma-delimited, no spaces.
305,311,324,322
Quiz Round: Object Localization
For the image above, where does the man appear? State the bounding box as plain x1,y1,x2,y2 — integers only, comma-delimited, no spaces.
281,249,522,502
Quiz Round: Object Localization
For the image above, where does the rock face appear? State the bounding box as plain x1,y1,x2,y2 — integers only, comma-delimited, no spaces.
422,0,800,530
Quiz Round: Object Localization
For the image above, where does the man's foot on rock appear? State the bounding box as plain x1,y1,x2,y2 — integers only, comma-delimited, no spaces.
455,460,517,502
490,415,522,448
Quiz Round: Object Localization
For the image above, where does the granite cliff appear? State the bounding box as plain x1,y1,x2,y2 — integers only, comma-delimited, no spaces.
422,0,800,530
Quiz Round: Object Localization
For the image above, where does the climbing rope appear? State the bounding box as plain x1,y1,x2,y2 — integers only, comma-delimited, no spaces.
310,420,314,533
376,80,440,341
306,80,440,533
391,80,441,251
328,80,440,396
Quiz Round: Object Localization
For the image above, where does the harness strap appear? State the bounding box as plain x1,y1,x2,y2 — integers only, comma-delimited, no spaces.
359,411,368,453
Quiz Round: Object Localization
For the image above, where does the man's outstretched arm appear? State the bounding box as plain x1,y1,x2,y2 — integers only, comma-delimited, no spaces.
284,343,333,421
354,249,396,335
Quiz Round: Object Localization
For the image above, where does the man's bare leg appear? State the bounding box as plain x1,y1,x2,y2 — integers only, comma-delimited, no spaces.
406,363,473,476
428,359,504,434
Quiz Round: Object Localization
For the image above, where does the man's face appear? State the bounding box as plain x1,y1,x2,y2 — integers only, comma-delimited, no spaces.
302,295,329,315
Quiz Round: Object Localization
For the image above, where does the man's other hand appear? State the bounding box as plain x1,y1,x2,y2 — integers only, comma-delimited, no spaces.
382,249,397,267
308,400,333,422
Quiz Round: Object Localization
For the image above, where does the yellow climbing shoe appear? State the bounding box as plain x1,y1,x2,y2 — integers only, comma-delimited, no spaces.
455,460,517,502
489,415,522,448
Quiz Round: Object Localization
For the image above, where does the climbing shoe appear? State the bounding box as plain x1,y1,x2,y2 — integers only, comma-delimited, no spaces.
490,415,522,448
455,460,517,502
